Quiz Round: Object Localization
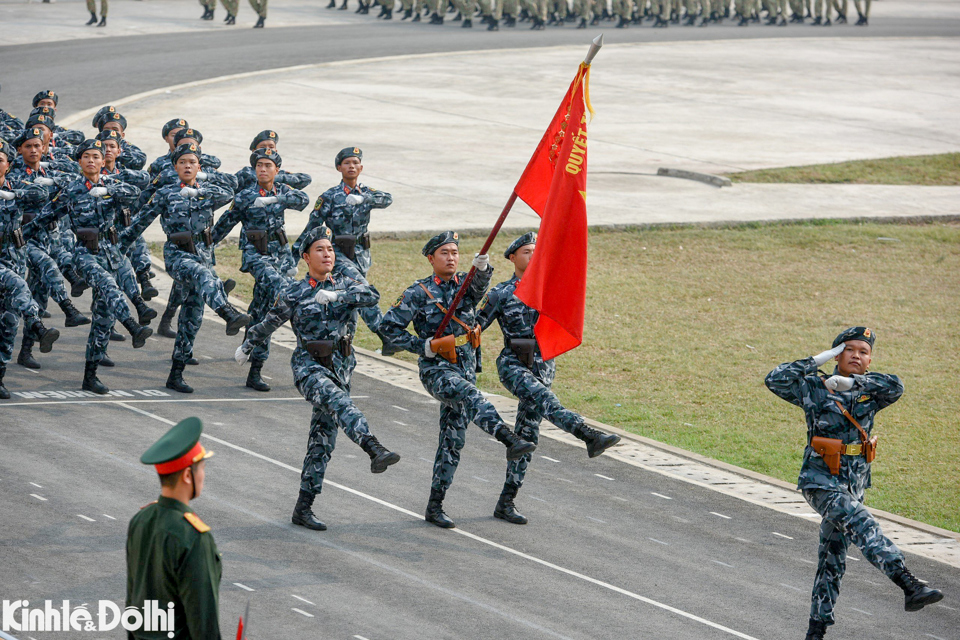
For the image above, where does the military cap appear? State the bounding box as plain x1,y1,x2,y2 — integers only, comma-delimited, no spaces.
92,105,117,128
15,128,44,148
172,143,201,164
30,106,57,119
422,230,459,256
140,416,214,475
249,129,278,151
832,327,876,349
73,139,105,160
98,112,127,132
174,128,203,146
161,118,189,139
24,114,54,131
32,90,58,107
0,140,16,163
335,146,362,168
96,130,122,144
299,223,334,254
250,147,281,169
504,231,537,259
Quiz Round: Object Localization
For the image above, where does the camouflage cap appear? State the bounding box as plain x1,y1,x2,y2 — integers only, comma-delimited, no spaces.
171,142,201,164
140,416,213,475
335,146,362,168
174,128,203,146
249,129,279,151
24,113,54,131
832,327,876,349
73,139,105,160
0,140,15,163
15,128,44,148
99,111,127,132
30,106,56,119
96,130,123,144
32,90,58,107
92,105,118,128
504,231,537,259
299,223,334,253
422,230,459,256
161,118,189,139
250,147,282,169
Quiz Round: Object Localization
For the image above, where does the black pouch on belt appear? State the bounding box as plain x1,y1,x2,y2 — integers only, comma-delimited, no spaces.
75,227,100,254
120,208,132,227
10,227,26,249
358,232,371,250
508,338,538,368
303,340,335,369
275,228,288,246
202,227,213,247
108,226,119,245
338,335,353,359
168,231,196,254
334,236,357,262
246,229,269,255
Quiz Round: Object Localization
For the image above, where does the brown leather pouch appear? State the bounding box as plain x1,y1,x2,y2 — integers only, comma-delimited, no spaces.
864,436,878,463
275,228,288,246
75,227,100,254
467,324,481,349
431,334,458,364
108,226,119,245
246,229,268,255
303,340,335,369
120,208,132,227
169,231,196,254
508,338,538,368
11,227,25,249
358,232,371,250
334,236,357,262
811,436,843,476
338,335,353,358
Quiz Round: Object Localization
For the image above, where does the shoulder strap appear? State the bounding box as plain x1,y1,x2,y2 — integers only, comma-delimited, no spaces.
821,376,870,444
418,282,472,333
183,512,211,533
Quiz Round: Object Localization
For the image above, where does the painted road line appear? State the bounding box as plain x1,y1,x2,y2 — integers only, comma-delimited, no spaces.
528,496,548,503
651,492,672,500
394,421,408,426
849,608,872,616
102,514,117,520
354,636,371,640
292,608,315,618
472,476,490,483
392,405,409,412
648,538,669,546
3,397,303,407
772,532,793,540
541,456,560,463
418,457,432,463
292,595,315,606
29,482,43,488
712,561,734,568
779,584,803,592
586,516,607,524
847,556,860,562
735,538,752,544
612,496,628,502
30,494,47,501
594,474,614,481
935,604,957,612
121,402,763,640
234,583,255,592
710,512,731,519
78,515,96,522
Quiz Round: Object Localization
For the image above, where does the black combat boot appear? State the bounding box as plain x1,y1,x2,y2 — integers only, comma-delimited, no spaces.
137,272,158,301
616,15,627,27
494,484,527,524
121,318,152,348
134,297,158,325
187,357,199,365
59,299,91,327
452,10,461,20
413,11,421,21
327,0,336,6
17,336,40,369
224,277,238,295
402,7,412,18
0,364,9,400
360,435,401,473
487,17,499,30
495,427,537,460
86,11,98,25
425,487,455,528
575,424,622,458
253,14,265,26
82,360,109,395
576,16,586,27
29,320,60,354
225,13,236,24
216,304,252,336
201,6,212,19
504,14,516,26
429,11,443,23
165,360,193,394
157,306,177,339
99,353,115,367
893,569,944,611
384,7,393,19
110,328,125,342
245,359,271,392
339,0,348,8
804,618,827,640
292,489,327,530
97,15,106,26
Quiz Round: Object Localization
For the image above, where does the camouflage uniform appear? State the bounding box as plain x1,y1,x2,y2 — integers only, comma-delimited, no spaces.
245,272,381,495
102,166,153,282
117,139,147,172
296,180,393,332
235,165,311,193
765,355,907,626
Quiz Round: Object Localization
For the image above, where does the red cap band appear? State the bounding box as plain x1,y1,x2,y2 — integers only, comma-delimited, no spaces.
154,442,206,475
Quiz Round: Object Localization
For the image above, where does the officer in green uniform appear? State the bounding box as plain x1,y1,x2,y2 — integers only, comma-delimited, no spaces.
126,416,222,640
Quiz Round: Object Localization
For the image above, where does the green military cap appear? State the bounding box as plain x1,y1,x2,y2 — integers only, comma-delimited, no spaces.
299,223,333,254
250,147,282,169
172,142,201,164
141,416,214,475
161,118,189,139
174,128,203,146
250,129,278,151
335,146,362,168
504,231,536,259
832,326,876,349
422,230,459,256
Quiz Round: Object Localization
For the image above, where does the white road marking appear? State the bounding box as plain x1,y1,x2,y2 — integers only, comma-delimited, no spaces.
393,420,407,426
202,355,213,360
262,375,273,380
847,556,860,562
233,583,255,592
772,532,793,540
651,492,672,500
102,514,116,520
472,476,490,483
556,478,574,484
3,397,303,407
122,403,763,640
710,512,731,519
292,608,315,618
779,583,803,592
648,538,669,546
594,474,614,481
292,595,315,606
354,636,371,640
352,395,369,399
488,438,498,443
528,496,547,503
418,457,432,463
30,494,47,501
925,634,947,640
541,456,560,463
29,482,43,488
78,515,96,522
799,559,816,565
936,604,957,611
849,607,872,616
392,405,409,412
585,516,606,524
735,538,752,544
612,497,628,502
24,368,40,374
147,337,159,342
712,561,734,568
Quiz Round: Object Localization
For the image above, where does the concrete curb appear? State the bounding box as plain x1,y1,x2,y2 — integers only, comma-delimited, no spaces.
658,167,733,188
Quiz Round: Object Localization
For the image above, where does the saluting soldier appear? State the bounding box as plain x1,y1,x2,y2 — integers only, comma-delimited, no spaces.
764,328,943,640
127,416,221,640
235,224,400,531
379,231,536,529
477,233,620,524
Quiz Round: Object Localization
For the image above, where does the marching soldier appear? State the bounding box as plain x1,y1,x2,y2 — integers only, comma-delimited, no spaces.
127,416,221,639
212,147,309,391
200,0,218,19
249,0,268,27
477,233,620,524
85,0,108,26
234,130,312,193
379,231,536,529
235,224,400,530
127,143,250,394
221,0,239,24
764,328,943,639
95,109,147,171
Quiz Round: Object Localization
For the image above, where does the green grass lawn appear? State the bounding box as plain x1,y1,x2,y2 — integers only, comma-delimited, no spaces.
153,220,960,532
727,153,960,185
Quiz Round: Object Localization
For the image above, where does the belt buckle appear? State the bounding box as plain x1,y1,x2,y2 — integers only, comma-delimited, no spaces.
454,334,469,347
844,443,863,456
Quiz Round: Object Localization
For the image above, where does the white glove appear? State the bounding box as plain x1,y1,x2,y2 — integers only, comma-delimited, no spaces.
180,187,199,198
34,177,55,186
424,338,437,359
345,193,364,206
89,186,108,197
0,191,15,201
234,341,252,365
472,253,489,272
196,171,208,180
39,162,50,169
823,375,855,392
812,344,845,366
313,289,339,305
253,196,278,208
285,267,298,278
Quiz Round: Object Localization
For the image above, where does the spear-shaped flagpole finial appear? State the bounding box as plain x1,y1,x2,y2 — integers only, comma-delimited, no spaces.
584,34,604,65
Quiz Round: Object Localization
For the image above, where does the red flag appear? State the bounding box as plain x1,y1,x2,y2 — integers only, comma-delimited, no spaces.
513,63,592,360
